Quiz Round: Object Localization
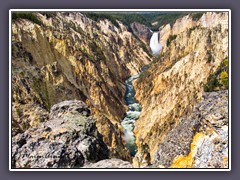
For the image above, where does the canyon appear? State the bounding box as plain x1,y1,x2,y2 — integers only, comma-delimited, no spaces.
11,11,229,169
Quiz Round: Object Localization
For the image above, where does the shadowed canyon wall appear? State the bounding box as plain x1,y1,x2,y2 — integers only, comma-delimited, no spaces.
12,12,151,160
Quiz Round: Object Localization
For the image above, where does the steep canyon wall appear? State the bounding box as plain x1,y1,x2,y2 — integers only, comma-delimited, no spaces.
12,12,151,160
133,12,228,167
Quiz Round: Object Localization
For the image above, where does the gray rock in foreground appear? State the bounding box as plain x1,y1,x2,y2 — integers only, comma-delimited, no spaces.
12,100,109,168
154,90,228,168
83,158,133,168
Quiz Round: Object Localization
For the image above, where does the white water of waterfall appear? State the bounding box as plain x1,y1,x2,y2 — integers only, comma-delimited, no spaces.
150,32,162,55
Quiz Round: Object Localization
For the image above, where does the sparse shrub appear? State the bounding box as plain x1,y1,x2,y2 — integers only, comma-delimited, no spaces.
145,13,188,31
139,41,152,58
207,50,213,63
207,31,212,45
40,12,56,19
223,58,228,67
204,77,219,92
64,21,84,34
89,42,106,61
137,70,154,93
166,35,177,47
12,12,42,25
204,58,229,92
32,77,51,112
190,12,204,21
189,26,197,32
220,71,228,87
16,108,23,117
83,12,120,28
138,70,150,83
80,47,88,57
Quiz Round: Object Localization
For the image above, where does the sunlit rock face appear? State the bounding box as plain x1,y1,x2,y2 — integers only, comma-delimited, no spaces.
154,91,228,168
133,12,228,167
149,32,162,55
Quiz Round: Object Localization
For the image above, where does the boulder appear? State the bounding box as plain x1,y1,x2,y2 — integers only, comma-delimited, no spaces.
154,91,228,168
83,158,133,168
12,100,109,168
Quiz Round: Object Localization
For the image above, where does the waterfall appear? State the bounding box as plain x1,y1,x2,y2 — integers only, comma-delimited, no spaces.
150,32,162,55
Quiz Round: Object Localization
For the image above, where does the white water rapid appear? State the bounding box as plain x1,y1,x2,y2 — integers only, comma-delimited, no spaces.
121,74,141,156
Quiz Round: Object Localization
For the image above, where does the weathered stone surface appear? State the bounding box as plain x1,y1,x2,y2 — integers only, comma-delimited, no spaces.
130,22,153,45
12,100,109,168
154,90,228,168
83,158,133,168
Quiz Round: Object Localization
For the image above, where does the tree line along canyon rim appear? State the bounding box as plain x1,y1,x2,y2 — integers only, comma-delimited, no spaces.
10,9,231,170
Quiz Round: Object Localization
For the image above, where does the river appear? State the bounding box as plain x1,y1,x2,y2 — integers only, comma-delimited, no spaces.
121,73,142,156
121,32,162,156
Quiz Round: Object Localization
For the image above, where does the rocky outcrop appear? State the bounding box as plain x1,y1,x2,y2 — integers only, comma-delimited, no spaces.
12,100,109,168
154,90,228,168
83,158,133,168
11,12,151,159
130,22,152,45
159,12,228,46
133,12,228,167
